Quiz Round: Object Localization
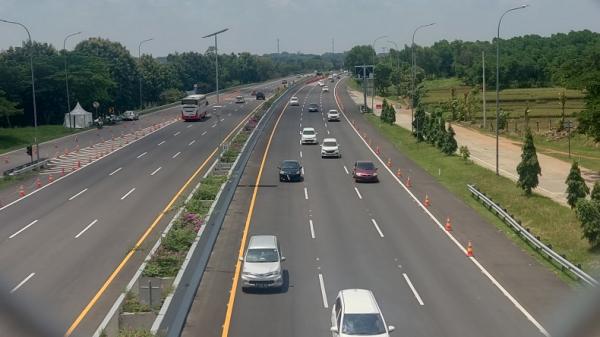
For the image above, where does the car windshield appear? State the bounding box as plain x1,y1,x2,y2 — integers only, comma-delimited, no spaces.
357,162,375,170
181,99,198,105
282,161,300,169
245,248,279,263
329,111,338,114
303,130,315,135
309,104,318,107
342,313,386,335
323,141,337,147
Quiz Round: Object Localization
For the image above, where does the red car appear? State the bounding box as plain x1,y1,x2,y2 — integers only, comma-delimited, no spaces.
352,161,379,182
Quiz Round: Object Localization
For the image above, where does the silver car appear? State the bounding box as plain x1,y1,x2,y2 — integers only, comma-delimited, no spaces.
122,110,139,121
240,235,285,290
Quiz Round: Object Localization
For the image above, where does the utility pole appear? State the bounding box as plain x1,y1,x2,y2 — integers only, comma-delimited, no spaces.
482,51,487,129
138,38,154,110
277,38,280,54
355,65,373,112
203,28,229,104
64,31,82,129
411,23,435,133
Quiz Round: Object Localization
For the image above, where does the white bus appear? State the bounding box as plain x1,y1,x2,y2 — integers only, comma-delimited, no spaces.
181,94,209,121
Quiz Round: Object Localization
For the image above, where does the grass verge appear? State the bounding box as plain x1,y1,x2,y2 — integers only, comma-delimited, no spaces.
364,114,600,283
0,125,80,154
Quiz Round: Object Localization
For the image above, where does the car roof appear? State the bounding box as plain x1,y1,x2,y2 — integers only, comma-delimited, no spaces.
248,235,278,249
303,127,315,131
328,109,338,112
340,289,380,314
282,159,300,165
309,103,318,106
323,138,337,143
236,95,243,98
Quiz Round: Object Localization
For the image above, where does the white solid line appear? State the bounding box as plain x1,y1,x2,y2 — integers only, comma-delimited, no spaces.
150,167,162,176
120,188,136,200
174,131,181,136
9,220,38,239
309,219,316,239
75,219,98,239
158,140,166,146
403,273,424,306
299,151,303,158
10,273,35,294
370,219,385,238
188,140,196,146
137,152,147,159
68,188,88,201
333,79,550,337
109,167,122,176
201,131,207,136
172,152,181,158
354,187,362,199
304,187,309,200
318,273,329,308
344,166,349,174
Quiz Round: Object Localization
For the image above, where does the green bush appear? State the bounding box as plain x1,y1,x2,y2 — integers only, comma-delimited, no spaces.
185,199,213,216
162,227,195,252
143,249,183,277
122,292,151,313
119,328,154,337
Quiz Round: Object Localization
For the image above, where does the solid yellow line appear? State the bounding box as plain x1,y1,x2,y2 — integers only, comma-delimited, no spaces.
221,85,307,337
65,101,265,337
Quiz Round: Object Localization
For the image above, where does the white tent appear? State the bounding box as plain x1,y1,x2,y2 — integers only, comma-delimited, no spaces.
63,102,93,129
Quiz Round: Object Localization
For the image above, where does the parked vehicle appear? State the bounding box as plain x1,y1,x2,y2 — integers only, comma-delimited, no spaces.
122,110,139,121
235,95,245,103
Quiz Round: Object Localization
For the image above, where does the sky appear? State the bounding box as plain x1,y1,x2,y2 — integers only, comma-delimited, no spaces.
1,0,600,57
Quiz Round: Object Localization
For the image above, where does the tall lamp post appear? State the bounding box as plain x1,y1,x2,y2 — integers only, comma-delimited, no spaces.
64,31,82,129
1,19,39,160
138,38,154,110
495,5,528,175
411,23,435,133
371,35,388,112
202,28,229,104
387,40,400,99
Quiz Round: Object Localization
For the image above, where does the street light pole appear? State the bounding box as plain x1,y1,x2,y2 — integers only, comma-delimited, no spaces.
371,35,388,112
203,28,229,105
387,40,400,99
138,38,154,110
64,31,82,129
411,23,435,134
495,5,528,175
1,19,39,160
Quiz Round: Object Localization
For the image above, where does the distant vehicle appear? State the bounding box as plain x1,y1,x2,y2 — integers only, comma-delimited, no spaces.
282,79,288,85
301,127,318,144
327,109,340,122
330,289,395,337
321,138,340,158
181,94,209,121
352,161,378,182
122,110,139,121
322,85,329,92
251,90,257,96
278,160,303,182
240,235,285,291
308,104,319,112
289,97,300,106
235,95,245,103
256,92,266,100
318,80,325,87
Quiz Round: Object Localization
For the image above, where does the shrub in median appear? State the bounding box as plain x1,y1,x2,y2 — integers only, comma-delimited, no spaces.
119,328,154,337
143,248,183,278
122,292,151,313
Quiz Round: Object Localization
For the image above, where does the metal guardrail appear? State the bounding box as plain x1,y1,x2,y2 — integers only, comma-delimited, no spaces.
468,184,598,286
3,158,48,176
156,81,298,337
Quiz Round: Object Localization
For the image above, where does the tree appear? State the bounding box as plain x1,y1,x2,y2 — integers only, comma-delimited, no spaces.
575,199,600,247
565,161,590,208
442,125,458,155
591,181,600,202
459,145,471,160
435,117,447,149
374,62,393,96
577,82,600,141
387,101,396,125
344,45,376,71
516,129,542,195
380,99,389,123
413,106,426,142
0,90,22,127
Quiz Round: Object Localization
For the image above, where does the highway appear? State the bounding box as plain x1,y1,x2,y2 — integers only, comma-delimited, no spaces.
183,78,567,337
0,77,291,336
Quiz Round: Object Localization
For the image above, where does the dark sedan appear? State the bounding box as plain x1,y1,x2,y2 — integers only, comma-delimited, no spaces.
352,161,379,182
278,160,303,182
308,104,319,112
256,92,265,100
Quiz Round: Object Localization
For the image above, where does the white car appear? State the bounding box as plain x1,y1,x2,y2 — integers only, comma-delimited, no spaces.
322,85,329,92
318,80,325,87
290,96,300,106
301,127,318,144
235,95,245,103
321,138,340,158
331,289,395,337
122,110,139,121
327,109,340,121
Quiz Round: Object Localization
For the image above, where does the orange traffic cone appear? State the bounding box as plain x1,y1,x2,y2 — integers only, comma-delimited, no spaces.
35,177,42,189
61,167,65,176
406,176,412,188
376,146,381,155
396,168,402,178
77,160,81,169
424,194,430,207
466,241,474,257
48,174,54,183
19,185,25,197
387,158,392,168
445,217,452,231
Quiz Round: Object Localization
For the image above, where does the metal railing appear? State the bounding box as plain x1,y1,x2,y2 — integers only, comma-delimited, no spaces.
3,158,48,176
468,184,598,286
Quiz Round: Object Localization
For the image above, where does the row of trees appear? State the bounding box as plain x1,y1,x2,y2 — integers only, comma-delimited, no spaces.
0,38,338,128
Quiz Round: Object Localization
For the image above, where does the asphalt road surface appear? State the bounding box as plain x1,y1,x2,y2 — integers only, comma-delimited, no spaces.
0,77,293,336
185,78,565,337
